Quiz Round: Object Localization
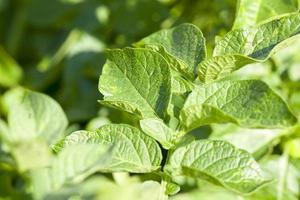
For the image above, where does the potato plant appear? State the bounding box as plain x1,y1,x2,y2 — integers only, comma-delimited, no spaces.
0,0,300,200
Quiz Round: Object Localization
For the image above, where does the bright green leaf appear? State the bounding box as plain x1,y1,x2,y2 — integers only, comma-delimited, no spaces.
99,48,171,119
199,13,300,83
165,140,269,193
54,124,162,173
136,23,206,78
214,13,300,59
180,80,297,130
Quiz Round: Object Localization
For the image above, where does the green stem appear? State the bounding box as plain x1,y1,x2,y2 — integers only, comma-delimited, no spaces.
159,179,169,200
112,172,129,185
277,148,289,200
6,2,28,56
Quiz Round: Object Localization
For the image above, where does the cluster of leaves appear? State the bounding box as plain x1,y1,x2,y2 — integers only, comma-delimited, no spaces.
0,0,300,200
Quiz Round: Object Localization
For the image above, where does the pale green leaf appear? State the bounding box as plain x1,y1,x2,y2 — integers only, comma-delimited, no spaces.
171,185,242,200
140,118,177,149
44,178,162,200
136,23,206,77
233,0,298,29
247,156,300,200
211,124,283,159
165,140,269,193
180,80,297,130
99,48,171,119
54,124,162,173
12,139,52,172
31,144,110,199
7,89,68,145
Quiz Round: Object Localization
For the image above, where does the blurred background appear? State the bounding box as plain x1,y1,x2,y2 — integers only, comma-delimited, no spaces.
0,0,237,129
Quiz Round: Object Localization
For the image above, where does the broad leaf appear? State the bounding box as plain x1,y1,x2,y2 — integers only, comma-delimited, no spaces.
31,144,110,199
233,0,298,29
42,177,162,200
210,124,283,159
7,89,68,145
180,80,297,130
54,124,162,173
247,156,300,200
214,13,300,59
136,23,206,78
199,13,300,83
12,140,52,172
165,140,269,193
99,48,171,119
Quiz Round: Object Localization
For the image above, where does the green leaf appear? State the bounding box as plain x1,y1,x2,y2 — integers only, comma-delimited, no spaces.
7,89,68,145
180,80,297,130
145,44,194,80
214,13,300,59
210,124,283,159
233,0,298,29
136,23,206,78
12,139,52,172
0,46,22,87
140,118,178,149
171,184,243,200
199,13,300,83
43,178,162,200
99,48,171,119
54,124,162,173
31,144,110,199
172,75,195,95
165,140,269,193
247,155,300,200
198,54,254,83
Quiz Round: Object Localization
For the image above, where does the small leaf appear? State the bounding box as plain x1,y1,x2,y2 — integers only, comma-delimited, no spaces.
165,182,180,195
198,54,254,83
99,48,171,119
0,46,23,87
180,80,297,130
7,89,68,145
54,124,162,173
165,140,269,193
140,118,177,149
172,75,194,95
136,23,206,77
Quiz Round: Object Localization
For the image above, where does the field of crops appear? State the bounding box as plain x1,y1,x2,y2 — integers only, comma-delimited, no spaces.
0,0,300,199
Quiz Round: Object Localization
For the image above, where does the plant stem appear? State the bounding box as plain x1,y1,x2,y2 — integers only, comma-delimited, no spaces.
159,179,169,200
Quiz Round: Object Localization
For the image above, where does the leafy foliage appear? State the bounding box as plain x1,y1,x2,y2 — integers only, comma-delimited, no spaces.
0,0,300,200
